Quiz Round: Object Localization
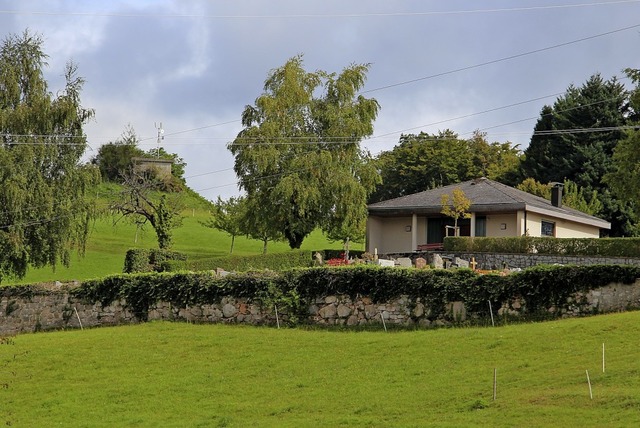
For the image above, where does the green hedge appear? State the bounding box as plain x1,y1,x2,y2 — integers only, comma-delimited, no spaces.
444,237,640,258
124,249,188,273
187,250,313,272
73,264,640,323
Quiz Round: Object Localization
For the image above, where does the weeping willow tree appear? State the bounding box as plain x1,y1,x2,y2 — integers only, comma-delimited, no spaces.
229,55,380,249
0,30,99,281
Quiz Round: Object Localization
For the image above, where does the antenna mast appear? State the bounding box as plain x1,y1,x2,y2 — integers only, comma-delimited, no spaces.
155,122,164,158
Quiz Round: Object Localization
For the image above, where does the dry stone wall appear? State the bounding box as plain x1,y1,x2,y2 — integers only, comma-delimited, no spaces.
413,252,640,269
2,279,640,335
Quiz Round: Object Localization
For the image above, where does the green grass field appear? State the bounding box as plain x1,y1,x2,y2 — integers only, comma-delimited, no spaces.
2,312,639,427
10,189,350,285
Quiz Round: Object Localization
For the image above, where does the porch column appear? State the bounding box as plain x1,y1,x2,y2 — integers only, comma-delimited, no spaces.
411,213,418,251
470,212,476,237
516,210,525,236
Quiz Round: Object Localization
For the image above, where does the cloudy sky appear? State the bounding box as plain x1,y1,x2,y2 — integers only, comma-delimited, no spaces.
1,0,639,200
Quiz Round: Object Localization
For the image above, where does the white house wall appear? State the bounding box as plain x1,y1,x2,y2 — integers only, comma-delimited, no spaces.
366,215,425,254
485,213,518,237
525,212,600,238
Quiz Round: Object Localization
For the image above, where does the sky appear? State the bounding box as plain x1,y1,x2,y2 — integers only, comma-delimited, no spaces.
1,0,639,201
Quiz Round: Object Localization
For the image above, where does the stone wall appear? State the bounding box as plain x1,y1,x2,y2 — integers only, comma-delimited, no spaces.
2,279,640,335
387,252,640,270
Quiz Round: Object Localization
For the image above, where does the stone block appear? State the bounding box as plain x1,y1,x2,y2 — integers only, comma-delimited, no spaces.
447,301,466,321
318,304,337,319
397,257,412,267
336,304,352,318
377,259,395,267
432,253,444,269
415,258,427,269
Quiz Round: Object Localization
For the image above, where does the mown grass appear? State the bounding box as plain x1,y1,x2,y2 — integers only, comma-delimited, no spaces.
2,312,640,427
10,188,350,285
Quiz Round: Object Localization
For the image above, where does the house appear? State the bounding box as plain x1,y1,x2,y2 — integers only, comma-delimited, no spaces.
366,177,611,254
132,157,173,179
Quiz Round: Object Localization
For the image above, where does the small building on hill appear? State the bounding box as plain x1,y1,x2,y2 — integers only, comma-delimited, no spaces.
132,157,173,178
366,177,611,254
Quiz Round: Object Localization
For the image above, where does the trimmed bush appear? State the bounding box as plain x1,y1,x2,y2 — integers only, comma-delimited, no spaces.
124,249,188,273
187,250,313,272
444,236,640,258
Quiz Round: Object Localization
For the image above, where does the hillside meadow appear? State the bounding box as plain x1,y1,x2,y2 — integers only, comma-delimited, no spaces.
2,312,640,427
9,186,350,285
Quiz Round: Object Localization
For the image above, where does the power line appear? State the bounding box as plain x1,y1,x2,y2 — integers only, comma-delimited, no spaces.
1,1,638,19
361,23,640,94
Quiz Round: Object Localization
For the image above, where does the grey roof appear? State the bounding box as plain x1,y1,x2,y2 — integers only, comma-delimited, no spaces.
368,177,610,229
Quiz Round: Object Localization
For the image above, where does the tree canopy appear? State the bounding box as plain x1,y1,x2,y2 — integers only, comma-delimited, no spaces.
0,30,99,281
229,55,380,249
521,73,636,236
604,68,640,225
370,130,522,202
92,125,186,187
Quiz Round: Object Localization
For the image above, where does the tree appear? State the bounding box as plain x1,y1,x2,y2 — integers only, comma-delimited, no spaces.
0,30,99,281
229,55,380,249
239,196,284,254
110,170,183,249
369,130,522,203
521,73,635,236
440,188,471,236
604,68,640,222
521,74,628,187
92,126,186,188
203,196,246,254
517,178,602,215
92,125,145,182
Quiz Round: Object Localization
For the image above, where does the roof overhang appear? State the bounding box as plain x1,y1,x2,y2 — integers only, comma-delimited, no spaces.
525,204,611,229
368,203,611,230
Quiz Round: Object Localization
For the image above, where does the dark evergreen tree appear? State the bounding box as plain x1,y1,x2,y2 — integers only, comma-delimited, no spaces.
521,74,635,236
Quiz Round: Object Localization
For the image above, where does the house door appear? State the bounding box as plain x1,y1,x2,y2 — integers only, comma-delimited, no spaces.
428,217,473,242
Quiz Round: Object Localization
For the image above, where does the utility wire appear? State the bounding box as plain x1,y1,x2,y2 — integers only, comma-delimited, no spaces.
361,23,640,94
1,1,638,19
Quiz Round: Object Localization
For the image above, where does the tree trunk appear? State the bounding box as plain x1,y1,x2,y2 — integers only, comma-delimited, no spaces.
230,235,235,255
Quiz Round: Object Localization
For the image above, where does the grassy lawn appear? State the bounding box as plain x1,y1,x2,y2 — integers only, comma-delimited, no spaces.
2,312,640,427
10,208,351,285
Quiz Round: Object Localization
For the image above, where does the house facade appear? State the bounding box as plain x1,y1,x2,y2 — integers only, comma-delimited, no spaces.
366,178,611,254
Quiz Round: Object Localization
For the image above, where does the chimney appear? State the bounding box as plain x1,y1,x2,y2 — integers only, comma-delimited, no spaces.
551,182,563,207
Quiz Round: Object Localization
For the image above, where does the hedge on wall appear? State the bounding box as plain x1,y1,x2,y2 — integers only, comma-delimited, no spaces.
72,264,640,324
123,249,188,273
444,236,640,258
186,250,313,273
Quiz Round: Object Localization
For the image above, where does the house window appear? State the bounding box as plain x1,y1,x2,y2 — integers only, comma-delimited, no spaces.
476,216,486,237
541,220,555,237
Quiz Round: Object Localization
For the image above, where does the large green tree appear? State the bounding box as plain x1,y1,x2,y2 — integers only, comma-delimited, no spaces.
229,55,380,249
370,130,522,202
0,31,99,281
604,68,640,227
521,73,635,236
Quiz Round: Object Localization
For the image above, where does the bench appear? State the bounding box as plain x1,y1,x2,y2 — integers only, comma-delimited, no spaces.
417,243,444,251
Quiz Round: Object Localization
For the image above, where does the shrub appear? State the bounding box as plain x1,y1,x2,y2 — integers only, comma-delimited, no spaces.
124,249,188,273
444,236,640,257
187,250,313,272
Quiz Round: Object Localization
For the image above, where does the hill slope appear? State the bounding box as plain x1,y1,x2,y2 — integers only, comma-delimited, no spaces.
9,185,351,285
